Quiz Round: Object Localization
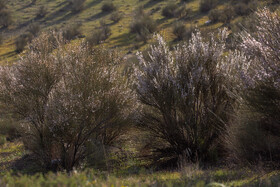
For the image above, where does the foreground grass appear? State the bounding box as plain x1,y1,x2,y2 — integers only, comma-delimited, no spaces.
0,141,280,186
0,167,279,186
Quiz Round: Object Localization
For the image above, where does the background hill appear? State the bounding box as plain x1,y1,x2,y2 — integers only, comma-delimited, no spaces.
1,0,279,64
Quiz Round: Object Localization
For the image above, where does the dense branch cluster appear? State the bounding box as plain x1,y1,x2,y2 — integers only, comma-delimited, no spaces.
0,33,135,171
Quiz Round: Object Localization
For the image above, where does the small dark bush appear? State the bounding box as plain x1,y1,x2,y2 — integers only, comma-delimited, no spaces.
162,3,189,19
63,23,82,41
87,21,111,46
172,22,193,41
199,0,218,13
15,33,32,53
162,3,178,18
130,10,157,42
110,11,123,23
209,6,235,24
70,0,86,13
135,6,145,17
36,6,48,18
101,1,116,12
0,9,13,28
27,22,41,37
221,6,236,23
208,9,221,23
234,3,250,16
174,5,190,18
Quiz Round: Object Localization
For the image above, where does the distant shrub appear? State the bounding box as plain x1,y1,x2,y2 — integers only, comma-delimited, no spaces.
15,23,41,53
87,21,111,46
162,3,189,19
221,6,236,23
27,22,41,37
162,3,178,18
172,22,193,40
70,0,86,13
110,11,123,23
63,23,82,41
0,9,13,28
209,6,235,24
226,8,280,163
0,32,134,171
135,29,236,167
208,9,221,23
15,33,32,53
199,0,218,13
101,1,116,12
233,3,250,16
134,6,145,17
174,5,190,18
130,10,157,42
36,6,48,18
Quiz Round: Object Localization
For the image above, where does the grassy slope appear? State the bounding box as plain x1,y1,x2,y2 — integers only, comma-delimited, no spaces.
0,0,262,64
0,141,280,186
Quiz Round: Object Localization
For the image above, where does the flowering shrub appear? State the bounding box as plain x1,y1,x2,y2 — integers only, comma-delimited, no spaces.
0,32,135,171
135,29,237,167
226,8,280,163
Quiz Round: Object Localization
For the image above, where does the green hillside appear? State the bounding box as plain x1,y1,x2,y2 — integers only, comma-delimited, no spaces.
0,0,277,63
